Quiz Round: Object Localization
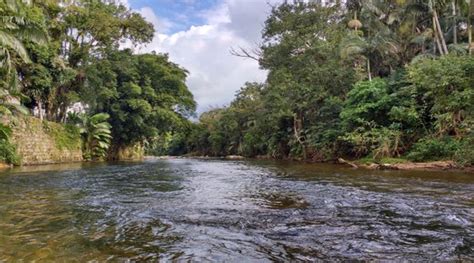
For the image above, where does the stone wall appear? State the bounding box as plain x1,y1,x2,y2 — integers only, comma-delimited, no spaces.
5,117,83,165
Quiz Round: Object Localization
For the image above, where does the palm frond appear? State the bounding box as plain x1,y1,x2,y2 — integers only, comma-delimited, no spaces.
0,31,31,63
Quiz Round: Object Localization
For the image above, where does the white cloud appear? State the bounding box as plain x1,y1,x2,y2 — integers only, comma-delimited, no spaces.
138,7,174,34
135,0,283,113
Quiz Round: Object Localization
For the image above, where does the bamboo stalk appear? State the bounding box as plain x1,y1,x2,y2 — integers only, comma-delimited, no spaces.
433,15,445,55
434,10,449,54
452,0,457,45
470,0,474,55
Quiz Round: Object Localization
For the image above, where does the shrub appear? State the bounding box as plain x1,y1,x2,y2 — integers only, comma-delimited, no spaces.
0,124,20,165
341,126,402,159
407,137,460,162
454,134,474,166
0,140,20,165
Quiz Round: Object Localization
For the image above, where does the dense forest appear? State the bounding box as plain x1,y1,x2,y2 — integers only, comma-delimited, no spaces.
152,0,474,166
1,0,473,166
0,0,195,163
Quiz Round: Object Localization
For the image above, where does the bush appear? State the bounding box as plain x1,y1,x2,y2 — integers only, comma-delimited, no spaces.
241,132,266,157
454,135,474,166
0,124,20,165
407,137,460,162
0,140,20,165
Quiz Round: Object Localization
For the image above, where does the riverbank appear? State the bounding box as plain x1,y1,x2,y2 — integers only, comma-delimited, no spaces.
341,159,471,172
145,156,474,173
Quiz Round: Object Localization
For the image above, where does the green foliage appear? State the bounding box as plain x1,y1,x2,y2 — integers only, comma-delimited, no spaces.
341,78,393,129
454,134,474,166
341,127,403,159
86,50,195,151
407,137,461,162
43,121,81,151
0,124,19,165
407,55,474,136
357,156,410,165
0,0,47,90
0,89,28,116
78,113,112,160
1,0,471,168
156,1,474,168
339,78,414,159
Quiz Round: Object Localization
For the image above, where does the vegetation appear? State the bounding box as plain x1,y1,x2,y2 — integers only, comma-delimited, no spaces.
1,0,473,167
156,1,474,167
0,123,19,165
77,113,112,160
43,120,81,151
0,0,194,162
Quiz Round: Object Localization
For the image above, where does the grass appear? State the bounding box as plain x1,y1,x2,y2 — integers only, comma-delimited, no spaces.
43,121,81,151
356,156,410,165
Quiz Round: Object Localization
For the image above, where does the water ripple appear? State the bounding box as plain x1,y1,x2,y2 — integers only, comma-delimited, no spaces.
0,159,473,261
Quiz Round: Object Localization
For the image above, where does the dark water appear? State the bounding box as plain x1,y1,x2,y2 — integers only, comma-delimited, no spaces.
0,159,473,261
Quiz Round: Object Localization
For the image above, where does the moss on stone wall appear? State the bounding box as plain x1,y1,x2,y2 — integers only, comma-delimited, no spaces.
6,116,83,165
42,121,81,151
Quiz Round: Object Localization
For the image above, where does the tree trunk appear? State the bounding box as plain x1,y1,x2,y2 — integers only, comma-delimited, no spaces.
470,24,473,55
433,15,445,55
37,99,43,120
469,0,474,55
452,0,457,45
367,59,372,81
434,10,449,54
293,113,307,160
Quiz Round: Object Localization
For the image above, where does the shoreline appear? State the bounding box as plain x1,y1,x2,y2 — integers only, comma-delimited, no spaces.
145,155,474,173
2,156,472,173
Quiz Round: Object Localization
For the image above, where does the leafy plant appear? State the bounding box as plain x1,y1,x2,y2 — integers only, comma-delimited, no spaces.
454,133,474,166
78,113,112,160
407,137,461,162
0,123,19,165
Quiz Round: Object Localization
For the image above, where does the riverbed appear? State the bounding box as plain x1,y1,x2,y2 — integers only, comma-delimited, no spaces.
0,159,473,261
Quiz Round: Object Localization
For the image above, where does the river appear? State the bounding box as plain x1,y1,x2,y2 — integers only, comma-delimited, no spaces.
0,158,473,261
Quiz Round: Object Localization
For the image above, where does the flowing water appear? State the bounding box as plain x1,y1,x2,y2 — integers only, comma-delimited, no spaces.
0,159,473,261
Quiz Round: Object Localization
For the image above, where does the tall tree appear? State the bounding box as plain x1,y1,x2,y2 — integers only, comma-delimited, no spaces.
0,0,47,91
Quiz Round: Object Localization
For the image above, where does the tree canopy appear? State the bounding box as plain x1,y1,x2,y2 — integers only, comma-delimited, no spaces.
0,0,196,160
157,0,474,166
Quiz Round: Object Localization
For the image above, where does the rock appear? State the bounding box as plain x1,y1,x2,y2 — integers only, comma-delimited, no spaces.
225,155,245,160
0,162,12,170
393,161,457,171
363,160,458,171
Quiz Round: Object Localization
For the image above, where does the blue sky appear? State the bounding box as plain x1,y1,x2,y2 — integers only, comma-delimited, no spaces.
123,0,280,113
128,0,219,33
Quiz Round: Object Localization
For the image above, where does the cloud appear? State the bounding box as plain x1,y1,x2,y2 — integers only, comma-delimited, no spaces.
138,7,174,34
134,0,283,113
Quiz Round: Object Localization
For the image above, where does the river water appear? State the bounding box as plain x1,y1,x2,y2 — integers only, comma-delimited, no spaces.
0,159,473,261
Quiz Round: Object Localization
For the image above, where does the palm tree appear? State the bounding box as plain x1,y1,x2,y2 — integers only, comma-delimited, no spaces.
0,0,47,90
342,0,402,80
0,88,28,116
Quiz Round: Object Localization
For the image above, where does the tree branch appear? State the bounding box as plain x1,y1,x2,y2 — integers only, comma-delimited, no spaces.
229,46,261,61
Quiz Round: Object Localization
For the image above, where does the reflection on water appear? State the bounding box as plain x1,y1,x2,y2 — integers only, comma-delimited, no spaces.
0,159,473,261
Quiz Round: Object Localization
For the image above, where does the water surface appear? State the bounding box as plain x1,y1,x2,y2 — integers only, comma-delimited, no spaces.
0,159,473,261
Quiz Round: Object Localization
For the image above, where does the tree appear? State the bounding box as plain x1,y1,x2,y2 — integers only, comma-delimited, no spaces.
0,0,47,92
86,50,196,157
260,2,356,159
408,55,474,137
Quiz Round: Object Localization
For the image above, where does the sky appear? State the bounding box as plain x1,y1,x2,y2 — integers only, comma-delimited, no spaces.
119,0,282,113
